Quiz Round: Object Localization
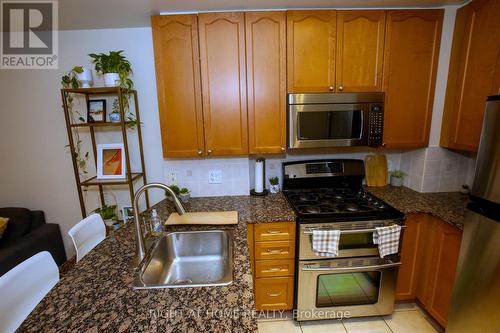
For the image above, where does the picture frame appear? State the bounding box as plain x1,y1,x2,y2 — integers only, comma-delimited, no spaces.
96,143,126,179
121,206,134,224
87,99,106,123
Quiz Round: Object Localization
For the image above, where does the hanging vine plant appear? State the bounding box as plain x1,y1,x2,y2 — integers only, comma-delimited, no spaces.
61,67,89,177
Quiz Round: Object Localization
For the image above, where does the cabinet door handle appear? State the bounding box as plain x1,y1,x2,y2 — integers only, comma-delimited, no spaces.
280,147,286,152
197,150,203,156
339,85,344,92
328,86,334,91
207,149,212,154
266,292,282,297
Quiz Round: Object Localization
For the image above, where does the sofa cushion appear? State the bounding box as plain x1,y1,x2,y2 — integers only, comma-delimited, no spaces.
0,208,32,240
0,217,8,239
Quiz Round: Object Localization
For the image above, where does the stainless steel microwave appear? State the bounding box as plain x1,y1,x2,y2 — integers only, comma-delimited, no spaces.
288,93,385,149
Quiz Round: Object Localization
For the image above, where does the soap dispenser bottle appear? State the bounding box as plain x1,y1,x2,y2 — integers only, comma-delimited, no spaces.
150,209,163,237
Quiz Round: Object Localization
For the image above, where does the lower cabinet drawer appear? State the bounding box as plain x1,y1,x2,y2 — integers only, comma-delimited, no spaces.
254,240,295,260
255,259,295,278
255,276,294,310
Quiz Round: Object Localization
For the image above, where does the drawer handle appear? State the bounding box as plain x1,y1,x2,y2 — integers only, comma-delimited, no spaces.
266,292,282,297
264,267,284,272
266,229,284,234
266,249,285,254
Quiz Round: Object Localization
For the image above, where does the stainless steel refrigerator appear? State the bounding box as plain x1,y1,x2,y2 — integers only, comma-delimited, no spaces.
446,96,500,333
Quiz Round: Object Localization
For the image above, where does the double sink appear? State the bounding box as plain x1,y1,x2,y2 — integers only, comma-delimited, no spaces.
133,230,233,289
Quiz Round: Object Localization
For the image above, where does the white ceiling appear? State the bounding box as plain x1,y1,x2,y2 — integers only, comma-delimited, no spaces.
59,0,467,30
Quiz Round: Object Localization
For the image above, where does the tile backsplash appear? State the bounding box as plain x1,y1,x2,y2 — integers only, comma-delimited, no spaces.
400,147,476,193
163,157,250,197
163,147,476,197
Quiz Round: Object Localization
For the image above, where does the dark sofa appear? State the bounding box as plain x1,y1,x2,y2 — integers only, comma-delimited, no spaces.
0,208,67,276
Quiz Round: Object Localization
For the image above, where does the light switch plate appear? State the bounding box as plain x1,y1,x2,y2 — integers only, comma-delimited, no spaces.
168,172,177,185
208,170,222,184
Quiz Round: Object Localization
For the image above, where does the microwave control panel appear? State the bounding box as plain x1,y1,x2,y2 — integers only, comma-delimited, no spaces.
368,104,384,147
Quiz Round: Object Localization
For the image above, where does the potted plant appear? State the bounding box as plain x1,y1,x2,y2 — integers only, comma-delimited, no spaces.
165,185,180,201
179,187,190,203
94,204,118,226
390,170,406,187
76,67,93,88
269,176,280,193
88,50,133,88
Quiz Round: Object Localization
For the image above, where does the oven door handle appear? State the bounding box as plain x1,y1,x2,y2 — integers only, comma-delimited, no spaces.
301,261,402,272
302,225,405,235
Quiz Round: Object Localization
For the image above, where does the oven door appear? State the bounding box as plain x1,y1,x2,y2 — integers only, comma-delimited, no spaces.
296,257,401,321
299,221,404,260
289,103,369,149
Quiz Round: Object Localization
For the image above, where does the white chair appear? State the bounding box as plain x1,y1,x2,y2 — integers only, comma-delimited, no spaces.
68,213,106,262
0,251,59,333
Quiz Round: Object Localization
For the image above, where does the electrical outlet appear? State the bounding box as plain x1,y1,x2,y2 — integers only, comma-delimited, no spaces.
208,170,222,184
168,172,177,185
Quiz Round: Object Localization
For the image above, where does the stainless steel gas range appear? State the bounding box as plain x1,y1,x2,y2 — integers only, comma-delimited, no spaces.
282,159,405,321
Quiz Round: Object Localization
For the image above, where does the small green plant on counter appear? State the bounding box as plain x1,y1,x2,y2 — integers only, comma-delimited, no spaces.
94,205,118,220
165,185,180,197
179,187,190,194
390,170,406,178
269,176,279,186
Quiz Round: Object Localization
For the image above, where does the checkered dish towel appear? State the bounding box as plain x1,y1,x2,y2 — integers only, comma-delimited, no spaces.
373,225,402,258
312,230,341,257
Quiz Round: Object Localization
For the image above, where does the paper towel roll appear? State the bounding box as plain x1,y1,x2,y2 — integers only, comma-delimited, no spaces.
255,159,264,193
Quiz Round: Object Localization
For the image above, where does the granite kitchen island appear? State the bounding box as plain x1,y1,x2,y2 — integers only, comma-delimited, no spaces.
18,194,295,333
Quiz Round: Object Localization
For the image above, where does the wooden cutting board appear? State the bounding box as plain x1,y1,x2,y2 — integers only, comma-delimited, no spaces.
365,154,388,187
165,211,238,226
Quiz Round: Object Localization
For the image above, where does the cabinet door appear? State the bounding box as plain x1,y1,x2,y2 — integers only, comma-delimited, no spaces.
198,12,248,156
426,219,463,328
395,214,426,301
382,10,443,148
336,11,386,92
151,15,205,158
440,0,500,152
245,12,287,154
287,10,336,92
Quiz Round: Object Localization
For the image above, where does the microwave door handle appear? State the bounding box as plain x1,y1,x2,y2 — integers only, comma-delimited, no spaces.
301,261,402,272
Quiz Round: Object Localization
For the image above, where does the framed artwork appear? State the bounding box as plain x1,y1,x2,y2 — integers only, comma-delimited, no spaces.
121,206,134,224
97,143,126,179
87,99,106,123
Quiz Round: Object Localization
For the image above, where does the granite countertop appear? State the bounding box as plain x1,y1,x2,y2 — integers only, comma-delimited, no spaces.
19,193,294,333
367,186,469,229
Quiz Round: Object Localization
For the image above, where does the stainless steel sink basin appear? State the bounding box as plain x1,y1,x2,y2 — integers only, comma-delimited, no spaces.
133,230,233,289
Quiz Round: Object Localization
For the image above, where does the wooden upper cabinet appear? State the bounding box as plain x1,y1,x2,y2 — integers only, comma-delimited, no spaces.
246,12,287,154
440,0,500,152
336,11,386,92
151,15,205,158
198,12,248,156
382,10,443,149
287,11,336,92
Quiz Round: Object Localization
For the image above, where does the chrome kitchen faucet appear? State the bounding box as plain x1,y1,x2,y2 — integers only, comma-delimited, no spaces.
131,183,186,267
